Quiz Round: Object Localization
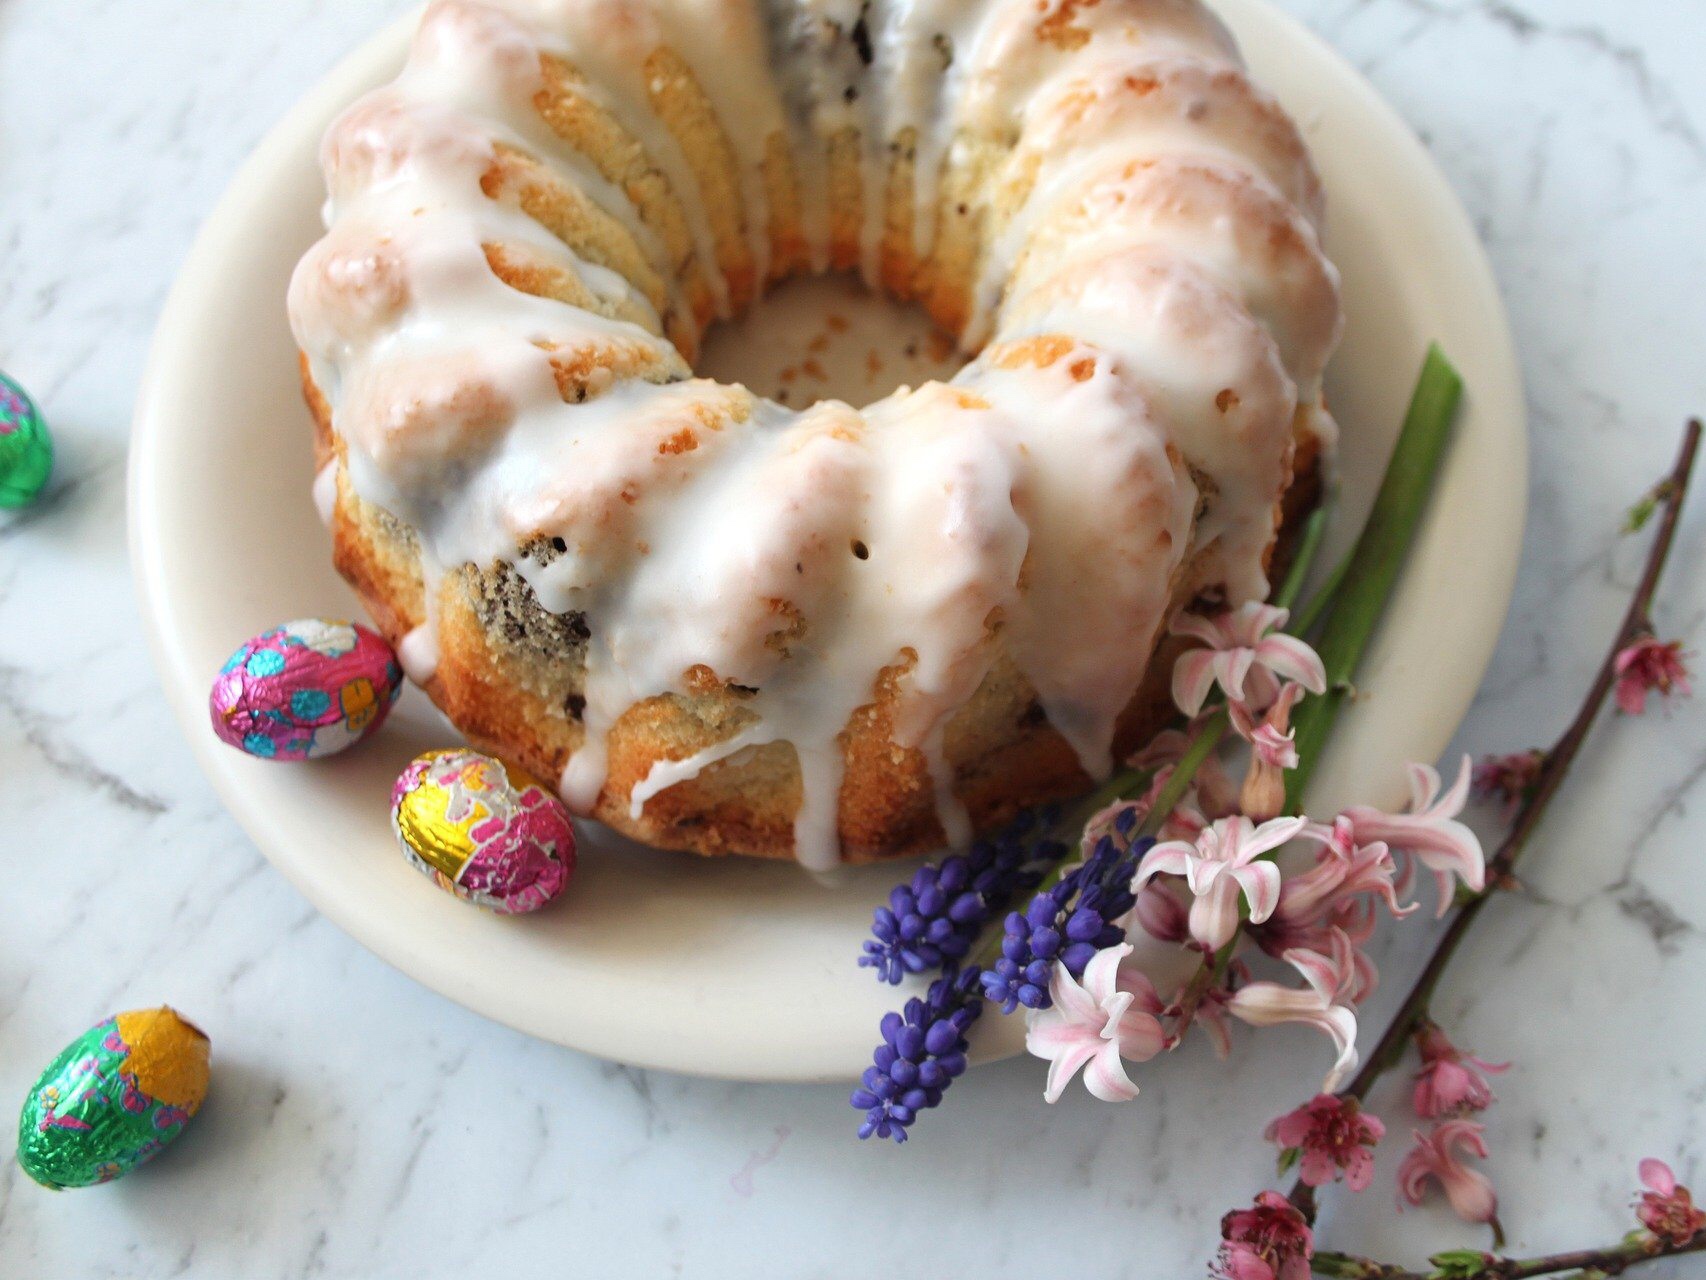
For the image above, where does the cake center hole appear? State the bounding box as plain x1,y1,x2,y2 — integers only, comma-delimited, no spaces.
694,273,968,411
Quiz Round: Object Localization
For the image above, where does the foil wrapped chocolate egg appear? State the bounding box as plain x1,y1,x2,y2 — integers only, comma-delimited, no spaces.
16,1007,210,1190
210,618,403,760
0,370,53,508
391,749,576,914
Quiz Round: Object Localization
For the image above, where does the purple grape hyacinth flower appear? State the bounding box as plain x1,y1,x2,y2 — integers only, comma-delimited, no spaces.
852,965,983,1142
981,821,1153,1014
859,811,1064,984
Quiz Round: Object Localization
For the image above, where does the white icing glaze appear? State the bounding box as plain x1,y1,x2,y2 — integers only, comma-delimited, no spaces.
312,459,339,527
288,0,1342,869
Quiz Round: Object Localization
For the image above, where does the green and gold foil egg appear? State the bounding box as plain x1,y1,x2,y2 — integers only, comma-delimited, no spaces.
0,370,52,509
16,1007,210,1190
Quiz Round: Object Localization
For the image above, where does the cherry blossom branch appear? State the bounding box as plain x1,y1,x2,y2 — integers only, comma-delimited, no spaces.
1289,418,1702,1221
1311,1228,1706,1279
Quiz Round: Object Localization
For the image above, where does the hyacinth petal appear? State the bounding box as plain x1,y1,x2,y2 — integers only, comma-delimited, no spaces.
1228,981,1360,1091
1438,754,1473,812
1039,1038,1100,1104
1112,1008,1166,1062
1320,1006,1360,1090
1116,965,1165,1017
1048,962,1100,1024
1189,876,1244,950
1219,647,1258,705
1233,860,1283,924
1082,1045,1141,1103
1256,633,1328,694
1026,1016,1090,1057
1171,651,1219,718
1169,610,1229,646
1407,762,1442,811
1245,815,1310,859
1080,942,1132,1004
1133,841,1194,890
1183,851,1225,898
1641,1158,1679,1196
1097,988,1136,1034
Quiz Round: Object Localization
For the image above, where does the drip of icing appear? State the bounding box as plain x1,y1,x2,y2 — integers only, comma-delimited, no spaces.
312,460,339,527
399,624,442,684
290,0,1342,870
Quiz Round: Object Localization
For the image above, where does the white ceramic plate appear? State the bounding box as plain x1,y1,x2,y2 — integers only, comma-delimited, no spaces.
129,0,1526,1082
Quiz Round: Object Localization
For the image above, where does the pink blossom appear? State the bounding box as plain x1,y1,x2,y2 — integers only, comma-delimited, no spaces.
1397,1120,1501,1234
1227,943,1360,1090
1615,636,1692,715
1170,603,1327,718
1472,749,1545,816
1233,683,1305,821
1135,815,1307,950
1026,944,1166,1103
1636,1159,1706,1246
1412,1023,1508,1119
1215,1191,1314,1280
1343,757,1485,916
1266,1094,1386,1191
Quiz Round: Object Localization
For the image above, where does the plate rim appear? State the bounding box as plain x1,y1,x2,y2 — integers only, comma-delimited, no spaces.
127,0,1527,1082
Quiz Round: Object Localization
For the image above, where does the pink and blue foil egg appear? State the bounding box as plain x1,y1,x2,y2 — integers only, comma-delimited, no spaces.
209,618,403,761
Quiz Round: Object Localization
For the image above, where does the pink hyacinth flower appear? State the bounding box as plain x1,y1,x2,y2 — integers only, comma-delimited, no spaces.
1233,683,1305,821
1636,1158,1706,1246
1226,943,1360,1091
1615,636,1692,715
1412,1023,1508,1119
1170,603,1327,719
1215,1191,1315,1280
1343,757,1485,917
1278,827,1414,926
1026,944,1166,1103
1266,1093,1386,1192
1398,1120,1501,1234
1135,815,1308,951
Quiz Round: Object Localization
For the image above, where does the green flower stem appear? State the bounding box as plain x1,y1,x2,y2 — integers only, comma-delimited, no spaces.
1276,493,1337,613
1286,345,1465,807
1291,543,1353,638
1139,709,1229,837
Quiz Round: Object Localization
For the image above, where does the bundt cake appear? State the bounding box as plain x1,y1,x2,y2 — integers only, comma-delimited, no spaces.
288,0,1342,869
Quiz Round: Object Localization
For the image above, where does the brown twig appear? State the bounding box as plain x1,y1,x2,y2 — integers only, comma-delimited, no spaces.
1312,1228,1706,1278
1289,418,1701,1221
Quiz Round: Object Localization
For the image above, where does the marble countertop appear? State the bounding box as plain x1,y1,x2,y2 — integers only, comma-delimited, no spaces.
2,1,1703,1275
